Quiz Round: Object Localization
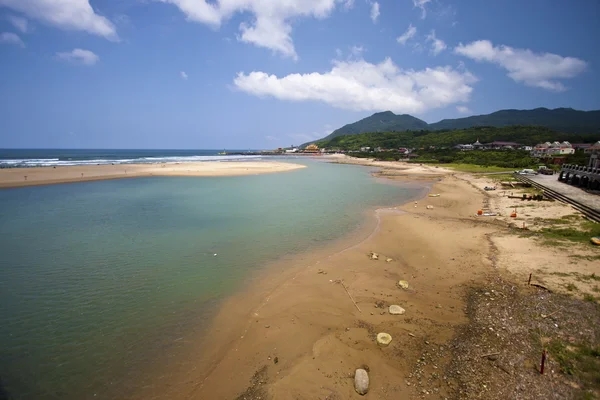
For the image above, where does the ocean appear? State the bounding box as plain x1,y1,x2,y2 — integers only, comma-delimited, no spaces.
0,149,260,168
0,154,426,399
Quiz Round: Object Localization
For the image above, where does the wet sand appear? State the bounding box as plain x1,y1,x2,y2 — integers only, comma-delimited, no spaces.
0,161,306,188
129,162,503,399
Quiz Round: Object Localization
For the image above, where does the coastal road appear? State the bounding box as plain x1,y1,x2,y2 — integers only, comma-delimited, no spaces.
527,174,600,211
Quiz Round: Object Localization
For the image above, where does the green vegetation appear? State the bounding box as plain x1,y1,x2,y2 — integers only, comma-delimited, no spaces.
583,293,597,302
536,221,600,245
566,283,579,291
547,339,600,393
411,149,538,169
314,107,600,145
435,164,517,173
317,125,599,151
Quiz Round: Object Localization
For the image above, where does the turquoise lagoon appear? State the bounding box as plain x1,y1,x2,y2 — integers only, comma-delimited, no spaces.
0,159,426,399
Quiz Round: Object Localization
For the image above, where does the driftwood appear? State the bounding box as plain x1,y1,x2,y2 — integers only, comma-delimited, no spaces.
530,283,552,292
340,281,362,313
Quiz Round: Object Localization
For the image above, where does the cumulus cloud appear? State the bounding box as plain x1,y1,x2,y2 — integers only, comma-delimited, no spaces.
426,30,446,55
456,105,471,114
0,0,117,40
7,15,28,33
158,0,346,60
397,23,416,45
56,48,99,66
233,58,477,114
342,0,355,9
455,40,587,91
0,32,24,47
413,0,431,19
180,71,189,80
370,1,380,23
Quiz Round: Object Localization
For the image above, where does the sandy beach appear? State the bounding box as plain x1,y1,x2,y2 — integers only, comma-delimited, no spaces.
124,157,599,400
0,161,306,188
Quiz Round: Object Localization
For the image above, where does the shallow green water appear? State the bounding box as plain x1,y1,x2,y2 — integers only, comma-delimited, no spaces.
0,160,425,399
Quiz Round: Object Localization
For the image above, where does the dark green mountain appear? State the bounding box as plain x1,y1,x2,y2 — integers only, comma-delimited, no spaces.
323,111,429,141
428,108,600,133
310,108,600,146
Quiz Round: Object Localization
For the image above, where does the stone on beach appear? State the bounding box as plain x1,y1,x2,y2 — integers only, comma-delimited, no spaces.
386,258,393,262
354,368,369,395
369,252,379,260
398,280,409,289
376,332,392,347
389,305,405,315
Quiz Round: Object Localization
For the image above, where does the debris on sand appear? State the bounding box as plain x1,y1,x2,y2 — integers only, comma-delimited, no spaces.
398,280,409,289
354,368,369,395
376,332,392,347
389,305,405,315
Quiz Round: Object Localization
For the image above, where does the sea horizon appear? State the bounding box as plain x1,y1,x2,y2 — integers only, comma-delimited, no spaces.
0,148,272,168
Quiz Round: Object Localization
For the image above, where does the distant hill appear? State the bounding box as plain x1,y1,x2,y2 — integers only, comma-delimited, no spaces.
310,108,600,146
428,108,600,133
315,125,600,151
322,111,428,141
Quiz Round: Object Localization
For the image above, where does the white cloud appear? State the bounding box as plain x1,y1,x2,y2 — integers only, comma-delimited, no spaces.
397,23,416,45
335,48,343,57
180,71,189,80
0,32,24,47
456,105,471,114
0,0,118,40
455,40,587,91
426,30,446,55
350,45,365,57
158,0,344,60
370,1,380,23
56,48,99,66
342,0,355,9
265,135,279,141
413,0,431,19
7,15,28,33
233,57,477,114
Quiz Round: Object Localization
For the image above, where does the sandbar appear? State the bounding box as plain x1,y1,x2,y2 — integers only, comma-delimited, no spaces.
0,161,306,188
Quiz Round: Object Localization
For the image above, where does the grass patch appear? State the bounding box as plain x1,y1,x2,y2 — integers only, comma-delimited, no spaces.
551,272,572,277
536,221,600,245
583,293,597,302
484,173,517,182
582,273,600,282
566,283,579,292
433,163,517,173
547,340,600,392
569,255,600,262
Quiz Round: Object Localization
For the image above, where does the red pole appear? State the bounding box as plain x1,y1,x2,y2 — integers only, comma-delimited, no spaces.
540,349,547,374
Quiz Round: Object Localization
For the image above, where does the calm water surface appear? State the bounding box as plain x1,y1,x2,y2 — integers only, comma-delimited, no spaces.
0,160,425,399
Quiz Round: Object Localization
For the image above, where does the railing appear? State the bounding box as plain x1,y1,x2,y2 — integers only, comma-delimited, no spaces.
513,174,600,223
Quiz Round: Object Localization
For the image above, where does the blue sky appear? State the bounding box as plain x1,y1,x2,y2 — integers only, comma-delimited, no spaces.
0,0,599,149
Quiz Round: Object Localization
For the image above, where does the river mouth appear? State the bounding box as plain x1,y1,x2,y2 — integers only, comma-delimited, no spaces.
0,160,427,400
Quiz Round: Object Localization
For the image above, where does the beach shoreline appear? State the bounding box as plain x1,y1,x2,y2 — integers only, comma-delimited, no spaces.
129,159,494,399
0,161,306,189
129,157,599,399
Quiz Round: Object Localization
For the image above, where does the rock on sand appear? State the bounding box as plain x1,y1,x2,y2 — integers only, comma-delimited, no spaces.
376,332,392,347
369,252,379,260
398,280,409,289
389,305,405,315
354,368,369,395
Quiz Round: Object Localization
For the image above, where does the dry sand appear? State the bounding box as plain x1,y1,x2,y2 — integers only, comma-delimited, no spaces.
0,161,306,188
